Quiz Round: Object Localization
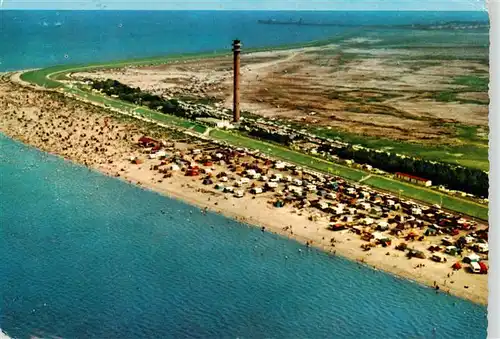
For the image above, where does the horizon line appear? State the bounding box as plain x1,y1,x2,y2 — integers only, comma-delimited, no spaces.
0,9,487,12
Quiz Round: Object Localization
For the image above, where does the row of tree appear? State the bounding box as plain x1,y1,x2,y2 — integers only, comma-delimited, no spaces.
240,122,301,146
318,144,488,197
89,79,212,119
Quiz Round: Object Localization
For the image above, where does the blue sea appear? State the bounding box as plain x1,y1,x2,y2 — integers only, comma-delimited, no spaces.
0,10,489,71
0,10,489,338
0,134,488,338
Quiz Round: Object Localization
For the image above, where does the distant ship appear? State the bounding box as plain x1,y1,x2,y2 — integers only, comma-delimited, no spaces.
257,19,489,30
257,19,340,27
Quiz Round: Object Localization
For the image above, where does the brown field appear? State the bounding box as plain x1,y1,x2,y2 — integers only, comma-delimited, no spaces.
0,78,488,305
74,44,489,143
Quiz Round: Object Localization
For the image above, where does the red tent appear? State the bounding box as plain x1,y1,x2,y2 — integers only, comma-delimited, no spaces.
452,262,462,270
479,262,488,274
138,136,159,146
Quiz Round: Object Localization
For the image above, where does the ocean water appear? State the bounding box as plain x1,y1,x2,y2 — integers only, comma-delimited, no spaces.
0,10,489,71
0,134,488,338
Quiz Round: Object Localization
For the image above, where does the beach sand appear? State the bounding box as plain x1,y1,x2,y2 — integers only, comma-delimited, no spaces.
0,76,488,306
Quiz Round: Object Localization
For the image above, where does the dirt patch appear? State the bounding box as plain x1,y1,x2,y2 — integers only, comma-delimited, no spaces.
457,92,489,102
73,44,489,143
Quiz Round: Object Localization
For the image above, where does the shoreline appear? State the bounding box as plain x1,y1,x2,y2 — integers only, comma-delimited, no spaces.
3,131,488,306
0,62,488,307
11,36,337,76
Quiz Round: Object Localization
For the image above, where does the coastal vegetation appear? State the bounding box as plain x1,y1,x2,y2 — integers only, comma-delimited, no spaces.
452,75,489,92
318,144,488,197
91,79,185,116
311,125,489,171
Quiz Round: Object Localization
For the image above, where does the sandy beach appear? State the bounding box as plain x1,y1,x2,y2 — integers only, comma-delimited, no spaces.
0,75,488,306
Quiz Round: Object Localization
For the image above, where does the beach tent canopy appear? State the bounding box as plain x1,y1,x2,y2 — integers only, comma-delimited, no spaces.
479,262,488,272
470,261,481,272
425,228,437,236
464,253,480,263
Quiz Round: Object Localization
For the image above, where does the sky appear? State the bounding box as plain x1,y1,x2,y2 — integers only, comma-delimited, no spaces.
0,0,487,11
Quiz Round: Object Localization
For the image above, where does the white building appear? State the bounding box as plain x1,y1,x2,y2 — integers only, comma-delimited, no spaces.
272,173,283,181
360,202,371,210
317,201,329,210
306,184,317,192
411,207,422,216
377,221,389,231
274,161,286,169
246,169,257,177
196,117,235,129
251,187,263,194
266,182,279,189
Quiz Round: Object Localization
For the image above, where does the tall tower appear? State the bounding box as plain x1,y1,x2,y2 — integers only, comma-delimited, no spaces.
232,39,241,123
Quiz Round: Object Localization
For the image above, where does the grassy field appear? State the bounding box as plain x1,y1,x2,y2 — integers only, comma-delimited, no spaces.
313,125,489,171
20,52,233,89
452,75,489,92
21,66,69,88
20,40,489,172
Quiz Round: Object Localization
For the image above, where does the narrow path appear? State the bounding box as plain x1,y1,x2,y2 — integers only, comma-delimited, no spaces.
359,174,373,183
202,127,212,136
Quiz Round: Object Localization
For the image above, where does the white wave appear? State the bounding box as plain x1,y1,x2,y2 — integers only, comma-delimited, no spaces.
345,38,382,44
0,329,11,339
